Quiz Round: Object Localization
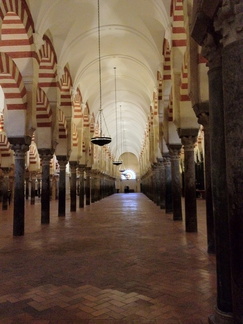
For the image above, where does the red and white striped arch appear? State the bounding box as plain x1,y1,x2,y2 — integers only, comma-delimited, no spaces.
90,114,95,137
0,130,11,158
168,94,173,122
29,141,38,167
38,35,57,89
73,88,83,121
180,56,190,102
0,113,4,131
171,0,187,48
0,52,27,110
58,109,67,139
72,123,78,148
36,87,52,127
163,40,171,82
59,66,72,111
0,0,35,59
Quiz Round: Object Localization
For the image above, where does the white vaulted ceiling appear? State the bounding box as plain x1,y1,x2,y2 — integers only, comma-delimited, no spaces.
29,0,171,159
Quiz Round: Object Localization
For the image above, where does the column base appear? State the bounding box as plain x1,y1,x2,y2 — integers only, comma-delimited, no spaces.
208,308,233,324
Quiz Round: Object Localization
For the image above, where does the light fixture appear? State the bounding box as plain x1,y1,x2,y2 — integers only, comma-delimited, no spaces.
91,0,111,147
112,67,122,166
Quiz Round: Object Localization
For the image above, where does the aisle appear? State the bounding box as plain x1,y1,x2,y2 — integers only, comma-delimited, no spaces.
0,193,216,323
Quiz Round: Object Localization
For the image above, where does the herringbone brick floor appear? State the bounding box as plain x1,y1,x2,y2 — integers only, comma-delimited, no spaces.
0,193,216,323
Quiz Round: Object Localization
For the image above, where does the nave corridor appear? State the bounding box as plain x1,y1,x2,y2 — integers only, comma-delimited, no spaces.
0,193,216,324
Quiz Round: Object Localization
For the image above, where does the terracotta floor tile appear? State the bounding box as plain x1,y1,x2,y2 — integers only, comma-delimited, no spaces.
0,194,216,322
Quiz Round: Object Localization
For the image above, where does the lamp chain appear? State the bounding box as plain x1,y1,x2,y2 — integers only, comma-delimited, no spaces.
98,0,102,135
114,67,118,159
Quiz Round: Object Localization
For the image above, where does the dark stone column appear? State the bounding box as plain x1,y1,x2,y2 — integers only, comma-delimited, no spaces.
151,164,157,204
30,173,36,205
37,178,41,198
202,32,233,323
164,155,173,214
154,164,161,206
85,167,91,205
25,170,29,200
57,156,67,217
1,170,9,210
51,175,58,200
220,26,243,324
179,129,198,232
158,159,165,209
194,103,215,254
69,161,77,212
10,138,30,236
96,172,101,201
91,170,96,203
78,165,85,208
39,150,53,224
169,145,182,221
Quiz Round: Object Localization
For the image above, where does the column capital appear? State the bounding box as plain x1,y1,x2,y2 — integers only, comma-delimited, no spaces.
169,144,182,160
193,102,210,129
181,137,197,151
201,33,222,70
214,0,243,48
163,153,171,165
9,137,31,157
57,156,68,170
38,149,54,163
178,128,198,151
11,144,30,158
69,161,78,168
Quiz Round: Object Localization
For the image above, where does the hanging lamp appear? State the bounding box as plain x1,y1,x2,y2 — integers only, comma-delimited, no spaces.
112,67,122,166
91,0,111,146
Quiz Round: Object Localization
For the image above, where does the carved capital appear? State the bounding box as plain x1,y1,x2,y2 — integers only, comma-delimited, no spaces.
214,0,243,47
57,156,68,171
9,136,31,158
38,149,54,166
69,161,78,169
193,102,210,129
169,144,182,161
181,136,197,151
201,33,222,69
11,144,29,160
163,153,171,166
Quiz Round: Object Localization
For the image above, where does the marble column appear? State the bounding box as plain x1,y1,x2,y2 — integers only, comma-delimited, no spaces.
25,170,29,200
10,140,30,236
1,170,9,210
51,175,58,200
154,164,161,206
169,145,182,221
215,5,243,322
78,165,85,208
91,170,96,203
85,167,91,205
69,161,77,212
202,32,233,323
30,173,36,205
96,172,101,201
158,159,166,210
194,103,215,253
37,178,41,198
164,155,173,214
57,157,67,217
39,150,53,224
179,130,198,232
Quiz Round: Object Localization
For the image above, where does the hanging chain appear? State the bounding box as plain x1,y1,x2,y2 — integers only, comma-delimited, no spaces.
97,0,102,135
114,67,118,158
